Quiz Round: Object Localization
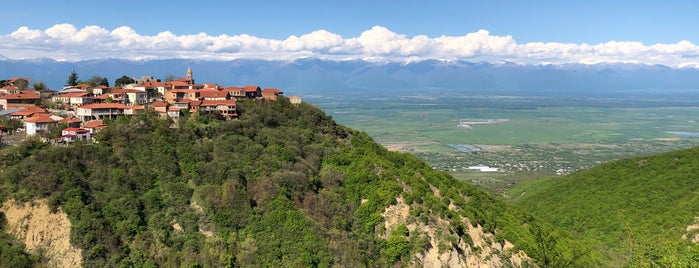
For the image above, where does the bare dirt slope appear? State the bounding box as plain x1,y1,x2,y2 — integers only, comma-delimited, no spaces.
1,199,82,268
381,195,533,267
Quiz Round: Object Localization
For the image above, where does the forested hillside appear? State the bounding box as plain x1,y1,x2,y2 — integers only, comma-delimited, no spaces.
513,147,699,267
0,98,598,267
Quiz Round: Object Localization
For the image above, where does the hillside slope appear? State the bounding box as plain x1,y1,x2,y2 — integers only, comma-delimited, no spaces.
513,147,699,266
0,98,598,267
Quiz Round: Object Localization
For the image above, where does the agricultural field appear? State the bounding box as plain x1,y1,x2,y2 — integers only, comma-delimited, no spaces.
309,94,699,195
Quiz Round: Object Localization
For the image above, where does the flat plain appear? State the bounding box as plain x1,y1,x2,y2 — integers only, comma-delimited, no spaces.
310,94,699,195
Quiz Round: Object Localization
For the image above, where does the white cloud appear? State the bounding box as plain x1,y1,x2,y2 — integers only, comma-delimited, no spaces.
9,26,45,41
1,23,699,67
44,23,78,41
281,30,344,52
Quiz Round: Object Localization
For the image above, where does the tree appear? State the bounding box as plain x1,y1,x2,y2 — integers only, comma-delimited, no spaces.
87,76,109,87
41,123,69,140
32,81,47,90
14,79,28,90
0,118,22,134
114,75,135,88
163,74,176,82
67,70,79,86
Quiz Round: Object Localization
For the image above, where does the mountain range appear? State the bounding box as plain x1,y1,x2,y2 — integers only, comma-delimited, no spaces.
2,58,699,98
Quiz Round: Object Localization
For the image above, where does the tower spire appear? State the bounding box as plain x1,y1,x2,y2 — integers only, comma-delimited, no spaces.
186,67,193,82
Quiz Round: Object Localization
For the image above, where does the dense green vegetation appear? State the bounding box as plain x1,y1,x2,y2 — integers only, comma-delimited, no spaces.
0,98,598,267
512,147,699,267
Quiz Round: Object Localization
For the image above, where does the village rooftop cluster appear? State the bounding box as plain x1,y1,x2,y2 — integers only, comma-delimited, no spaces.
0,68,301,143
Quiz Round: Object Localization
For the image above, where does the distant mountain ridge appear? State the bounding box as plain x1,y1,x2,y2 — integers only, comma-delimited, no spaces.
2,58,699,98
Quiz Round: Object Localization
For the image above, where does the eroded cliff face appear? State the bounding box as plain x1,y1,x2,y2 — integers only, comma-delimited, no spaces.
381,196,535,268
1,199,82,268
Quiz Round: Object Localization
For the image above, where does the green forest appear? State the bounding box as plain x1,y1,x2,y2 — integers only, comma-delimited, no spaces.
513,147,699,267
0,98,599,267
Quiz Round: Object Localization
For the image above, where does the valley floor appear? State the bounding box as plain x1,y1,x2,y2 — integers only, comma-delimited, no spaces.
311,95,699,195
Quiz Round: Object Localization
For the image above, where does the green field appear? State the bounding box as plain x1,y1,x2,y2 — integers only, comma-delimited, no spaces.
310,95,699,195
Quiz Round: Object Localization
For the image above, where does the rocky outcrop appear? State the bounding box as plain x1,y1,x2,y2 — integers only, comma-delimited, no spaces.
381,195,535,267
1,199,82,268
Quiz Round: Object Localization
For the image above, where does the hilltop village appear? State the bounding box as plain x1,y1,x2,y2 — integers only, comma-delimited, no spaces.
0,68,302,144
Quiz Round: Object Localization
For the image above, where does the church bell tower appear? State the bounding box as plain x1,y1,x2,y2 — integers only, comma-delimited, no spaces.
186,67,193,84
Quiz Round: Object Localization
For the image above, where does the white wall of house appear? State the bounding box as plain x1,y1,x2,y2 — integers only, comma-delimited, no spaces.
126,92,148,104
25,122,37,136
76,108,92,118
70,97,93,106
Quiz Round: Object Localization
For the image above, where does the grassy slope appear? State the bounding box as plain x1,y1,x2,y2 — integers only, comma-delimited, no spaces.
512,147,699,266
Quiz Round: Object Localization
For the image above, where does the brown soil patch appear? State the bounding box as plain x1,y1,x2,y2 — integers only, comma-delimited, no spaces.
1,199,82,268
381,141,441,152
684,216,699,244
381,196,410,239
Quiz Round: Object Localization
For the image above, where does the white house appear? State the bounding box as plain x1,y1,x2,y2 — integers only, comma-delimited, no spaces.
61,127,91,142
23,114,59,136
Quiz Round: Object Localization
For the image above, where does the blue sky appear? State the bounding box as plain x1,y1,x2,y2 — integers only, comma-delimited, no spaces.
1,0,698,65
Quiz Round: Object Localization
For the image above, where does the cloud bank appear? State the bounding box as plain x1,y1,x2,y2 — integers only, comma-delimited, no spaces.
2,23,699,67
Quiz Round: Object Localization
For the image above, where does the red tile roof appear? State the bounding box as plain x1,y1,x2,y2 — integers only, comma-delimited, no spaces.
58,92,91,98
82,120,106,128
244,85,260,92
262,88,283,94
7,103,39,109
202,83,221,89
23,114,58,123
137,81,166,87
150,101,168,107
63,127,89,133
10,107,48,117
0,93,40,100
60,117,82,124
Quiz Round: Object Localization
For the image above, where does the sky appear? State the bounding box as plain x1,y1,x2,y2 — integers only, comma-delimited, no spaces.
1,0,698,66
